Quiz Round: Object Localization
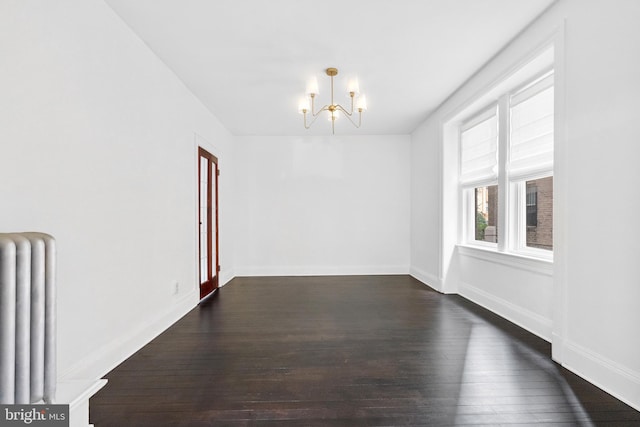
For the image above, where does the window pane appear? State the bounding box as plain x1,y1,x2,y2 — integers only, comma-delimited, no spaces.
474,185,498,243
525,176,553,250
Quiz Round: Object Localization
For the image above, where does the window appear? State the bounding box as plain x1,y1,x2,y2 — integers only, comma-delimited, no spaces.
460,71,553,258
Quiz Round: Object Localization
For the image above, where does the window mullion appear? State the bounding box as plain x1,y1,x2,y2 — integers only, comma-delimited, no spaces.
497,94,509,252
512,181,525,251
464,189,474,244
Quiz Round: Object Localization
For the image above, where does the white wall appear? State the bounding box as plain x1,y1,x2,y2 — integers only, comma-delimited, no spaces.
457,249,554,339
410,0,640,411
234,135,410,276
0,0,234,381
409,120,442,289
559,0,640,409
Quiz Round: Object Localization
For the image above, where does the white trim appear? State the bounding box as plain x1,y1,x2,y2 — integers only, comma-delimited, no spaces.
460,178,499,191
511,70,554,106
551,332,565,362
563,340,640,412
457,244,553,276
460,103,498,132
56,379,107,410
235,265,410,277
497,93,510,253
508,167,554,184
551,20,568,365
60,290,197,381
437,117,445,295
219,270,235,287
459,281,552,341
439,42,555,129
56,379,107,427
193,134,203,295
509,176,554,261
461,186,500,247
409,267,442,293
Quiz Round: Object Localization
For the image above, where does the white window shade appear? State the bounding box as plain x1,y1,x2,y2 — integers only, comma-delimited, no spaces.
509,76,554,179
460,113,498,186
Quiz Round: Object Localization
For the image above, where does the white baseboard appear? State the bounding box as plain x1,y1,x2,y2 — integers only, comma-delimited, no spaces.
234,265,410,277
459,281,552,341
562,340,640,412
60,290,197,381
219,270,235,286
56,379,107,427
409,267,442,292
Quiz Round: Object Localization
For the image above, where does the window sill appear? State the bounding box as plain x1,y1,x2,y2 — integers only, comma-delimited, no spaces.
457,244,553,276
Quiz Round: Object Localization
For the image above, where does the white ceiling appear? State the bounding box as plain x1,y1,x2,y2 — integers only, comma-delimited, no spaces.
104,0,555,136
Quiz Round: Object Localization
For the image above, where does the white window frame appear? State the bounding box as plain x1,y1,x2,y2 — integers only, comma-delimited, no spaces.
459,70,554,261
509,172,553,260
462,185,500,249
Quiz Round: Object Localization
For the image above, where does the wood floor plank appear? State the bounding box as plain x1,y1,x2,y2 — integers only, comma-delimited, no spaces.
90,275,640,426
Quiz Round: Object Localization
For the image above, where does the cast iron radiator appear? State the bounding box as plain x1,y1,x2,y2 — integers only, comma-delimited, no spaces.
0,233,56,404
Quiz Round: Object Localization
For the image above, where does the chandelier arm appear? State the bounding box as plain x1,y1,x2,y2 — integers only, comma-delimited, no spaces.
311,104,330,117
339,109,363,128
335,104,355,117
303,111,324,129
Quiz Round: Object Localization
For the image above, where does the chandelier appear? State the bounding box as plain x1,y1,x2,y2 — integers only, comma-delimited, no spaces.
298,67,367,134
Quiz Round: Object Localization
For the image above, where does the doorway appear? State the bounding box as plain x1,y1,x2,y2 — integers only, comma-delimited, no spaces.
198,147,219,300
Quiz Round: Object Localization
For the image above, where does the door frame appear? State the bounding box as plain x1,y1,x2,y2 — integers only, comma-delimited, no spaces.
198,146,219,300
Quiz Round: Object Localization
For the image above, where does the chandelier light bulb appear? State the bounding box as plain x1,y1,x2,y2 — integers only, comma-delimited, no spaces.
298,98,310,114
348,78,360,95
307,77,319,96
356,94,368,111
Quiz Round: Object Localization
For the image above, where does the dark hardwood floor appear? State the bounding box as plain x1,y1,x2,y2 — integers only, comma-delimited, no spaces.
90,276,640,426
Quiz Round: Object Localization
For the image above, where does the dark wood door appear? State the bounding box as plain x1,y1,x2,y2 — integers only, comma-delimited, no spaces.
198,147,219,299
